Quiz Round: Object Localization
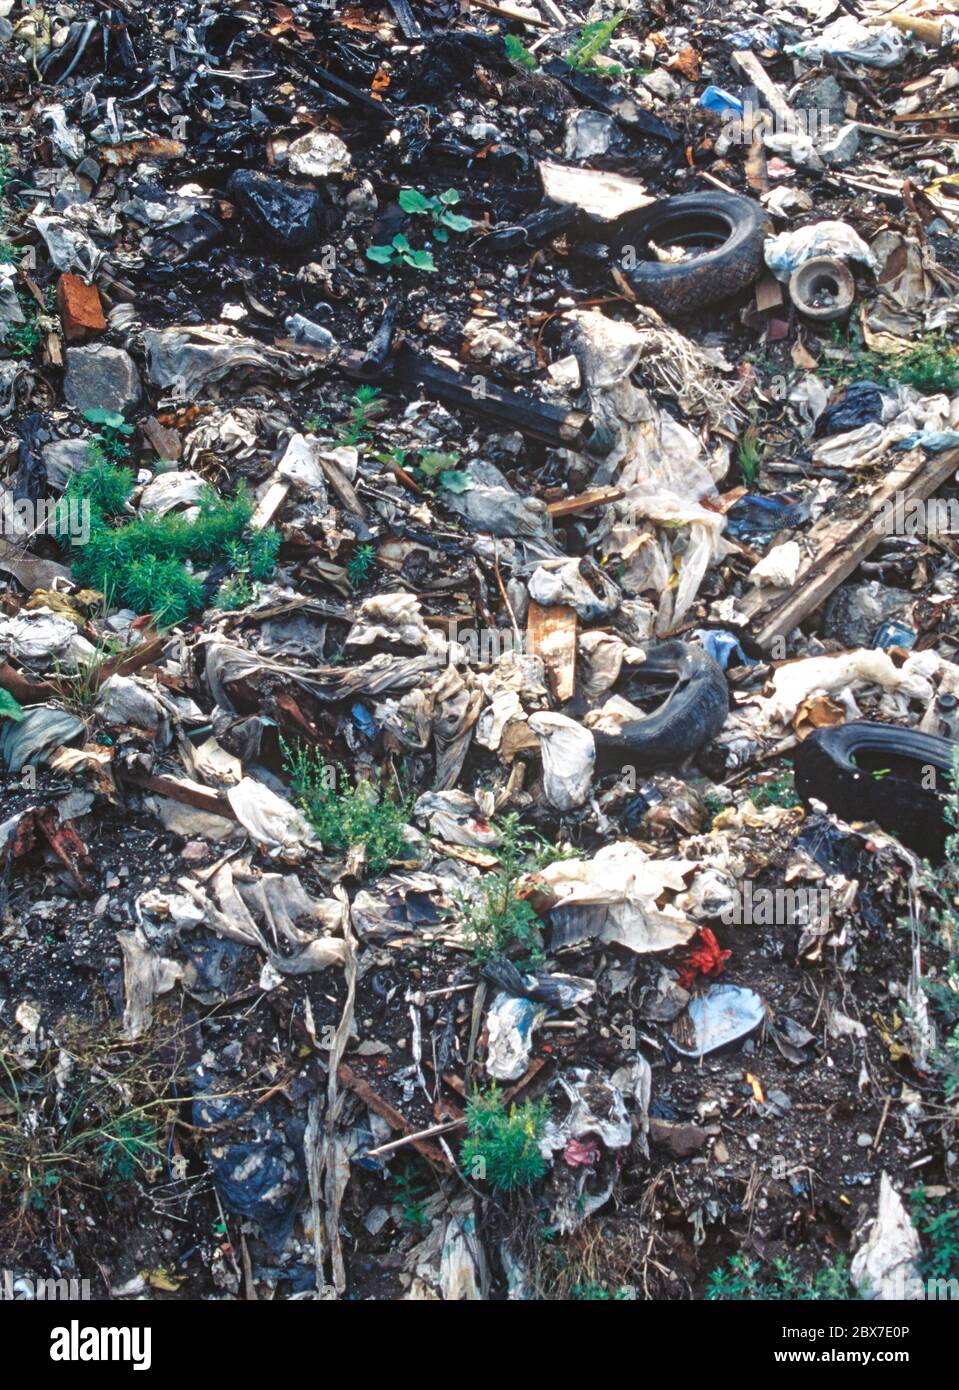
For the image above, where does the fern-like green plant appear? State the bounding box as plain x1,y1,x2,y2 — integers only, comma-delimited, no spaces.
461,1086,548,1192
59,457,280,624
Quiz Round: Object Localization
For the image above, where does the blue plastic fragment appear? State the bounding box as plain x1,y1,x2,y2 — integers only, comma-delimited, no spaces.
698,85,744,116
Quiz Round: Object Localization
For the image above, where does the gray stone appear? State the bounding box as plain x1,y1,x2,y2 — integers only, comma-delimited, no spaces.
796,75,845,129
820,121,860,166
42,437,90,490
64,345,141,414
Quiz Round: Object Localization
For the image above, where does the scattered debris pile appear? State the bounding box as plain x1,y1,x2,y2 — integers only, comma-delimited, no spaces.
1,0,958,1303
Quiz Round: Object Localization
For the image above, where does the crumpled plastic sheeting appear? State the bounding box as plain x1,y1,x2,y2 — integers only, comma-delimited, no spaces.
811,386,957,468
445,459,557,547
137,469,207,514
788,17,909,68
116,925,184,1041
96,674,174,744
0,704,85,771
347,592,430,650
413,789,500,849
765,221,879,280
564,309,730,632
143,325,313,398
540,1062,651,1234
533,841,698,954
578,630,646,702
0,608,85,667
28,214,103,282
752,648,947,730
406,1195,489,1300
863,232,959,350
485,970,595,1080
527,558,619,622
226,776,322,859
851,1172,922,1299
178,862,349,981
0,264,25,330
0,361,33,419
202,636,450,713
192,1066,306,1250
527,712,595,811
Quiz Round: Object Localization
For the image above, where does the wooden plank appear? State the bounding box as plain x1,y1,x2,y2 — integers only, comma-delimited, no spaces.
730,49,796,131
738,446,959,649
526,600,577,702
250,475,291,531
546,486,623,518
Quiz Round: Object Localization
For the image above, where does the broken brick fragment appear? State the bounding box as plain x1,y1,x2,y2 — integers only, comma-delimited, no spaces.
56,273,107,340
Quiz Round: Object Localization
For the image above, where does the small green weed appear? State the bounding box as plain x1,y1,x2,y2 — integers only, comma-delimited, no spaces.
735,424,763,484
346,542,376,588
83,408,135,461
397,187,473,244
456,812,553,962
367,234,436,274
282,742,410,876
909,1186,959,1283
504,34,538,70
460,1086,549,1192
706,1252,858,1300
565,12,626,73
60,456,279,624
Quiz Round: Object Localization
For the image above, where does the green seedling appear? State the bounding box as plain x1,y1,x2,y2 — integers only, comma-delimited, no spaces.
367,234,436,273
565,12,626,73
504,34,538,69
397,187,474,244
347,542,376,588
83,408,135,461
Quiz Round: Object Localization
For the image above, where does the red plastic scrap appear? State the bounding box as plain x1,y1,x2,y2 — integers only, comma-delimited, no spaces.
676,928,731,991
564,1137,601,1168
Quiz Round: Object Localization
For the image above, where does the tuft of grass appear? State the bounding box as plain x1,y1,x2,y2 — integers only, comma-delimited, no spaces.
460,1086,549,1192
706,1252,858,1300
282,742,410,876
735,424,763,484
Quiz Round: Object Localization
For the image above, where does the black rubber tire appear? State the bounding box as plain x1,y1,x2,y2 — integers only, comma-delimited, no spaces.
793,721,955,859
592,640,729,772
616,192,770,319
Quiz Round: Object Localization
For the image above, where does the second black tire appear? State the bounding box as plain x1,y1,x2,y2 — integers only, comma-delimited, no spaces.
616,192,770,319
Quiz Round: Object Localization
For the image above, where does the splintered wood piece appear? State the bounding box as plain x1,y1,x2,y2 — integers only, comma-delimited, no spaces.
526,600,577,702
738,446,959,648
546,486,623,517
